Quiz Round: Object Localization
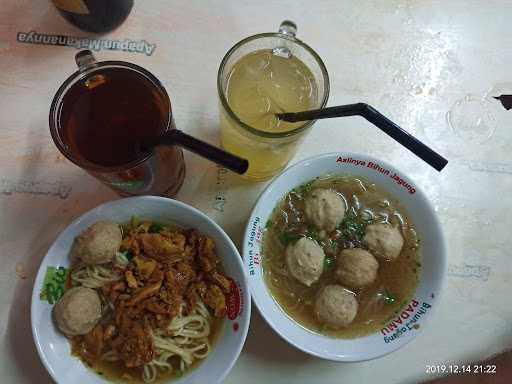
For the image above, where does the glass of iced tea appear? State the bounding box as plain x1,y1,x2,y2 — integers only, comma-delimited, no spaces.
49,50,185,196
218,21,329,180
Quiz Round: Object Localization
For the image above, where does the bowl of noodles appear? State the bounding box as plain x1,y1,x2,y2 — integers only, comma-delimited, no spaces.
243,152,446,361
31,196,250,384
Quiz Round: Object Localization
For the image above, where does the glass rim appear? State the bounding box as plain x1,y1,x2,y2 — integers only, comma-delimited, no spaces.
217,32,330,139
49,60,172,173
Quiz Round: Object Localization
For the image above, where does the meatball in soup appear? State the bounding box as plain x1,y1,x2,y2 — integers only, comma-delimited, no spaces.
262,174,421,338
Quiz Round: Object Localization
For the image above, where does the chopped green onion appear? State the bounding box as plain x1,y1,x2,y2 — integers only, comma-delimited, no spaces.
328,238,338,248
148,223,163,233
306,227,321,242
292,179,315,196
279,232,302,246
384,289,396,305
116,249,134,262
338,212,367,242
265,220,274,229
130,215,141,228
324,257,335,270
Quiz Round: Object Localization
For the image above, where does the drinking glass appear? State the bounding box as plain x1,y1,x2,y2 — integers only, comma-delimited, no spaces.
49,50,185,196
217,21,329,180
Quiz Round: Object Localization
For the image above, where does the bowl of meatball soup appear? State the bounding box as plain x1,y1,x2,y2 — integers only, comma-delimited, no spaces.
243,153,446,361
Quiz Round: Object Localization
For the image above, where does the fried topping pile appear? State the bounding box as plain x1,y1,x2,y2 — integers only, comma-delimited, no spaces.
73,222,231,369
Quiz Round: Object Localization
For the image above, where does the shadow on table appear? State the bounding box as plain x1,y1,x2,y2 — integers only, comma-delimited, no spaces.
3,171,114,383
5,191,113,383
244,306,313,365
6,223,61,384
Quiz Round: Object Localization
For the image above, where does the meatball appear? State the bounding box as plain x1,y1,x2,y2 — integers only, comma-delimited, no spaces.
363,223,404,260
304,189,346,232
72,221,122,265
285,237,325,286
335,248,379,288
53,287,102,336
315,285,358,328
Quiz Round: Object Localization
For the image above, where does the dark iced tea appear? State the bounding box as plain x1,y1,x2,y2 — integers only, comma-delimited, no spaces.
51,64,185,196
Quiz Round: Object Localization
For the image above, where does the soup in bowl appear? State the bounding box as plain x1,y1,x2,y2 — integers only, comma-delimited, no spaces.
243,153,446,361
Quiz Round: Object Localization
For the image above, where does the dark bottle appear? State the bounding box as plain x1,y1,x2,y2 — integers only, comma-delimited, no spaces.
52,0,134,33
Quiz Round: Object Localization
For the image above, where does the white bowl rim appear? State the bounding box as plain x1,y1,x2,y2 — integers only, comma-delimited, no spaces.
243,152,447,362
31,195,251,384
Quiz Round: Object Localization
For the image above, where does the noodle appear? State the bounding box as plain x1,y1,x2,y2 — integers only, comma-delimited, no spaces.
71,264,121,288
73,266,217,383
142,302,212,383
68,219,229,383
101,350,120,362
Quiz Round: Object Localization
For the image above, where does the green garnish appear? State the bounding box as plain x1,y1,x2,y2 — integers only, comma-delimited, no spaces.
279,232,303,246
384,289,396,305
292,179,316,196
148,223,163,233
130,215,141,228
320,238,338,253
306,226,321,242
324,257,335,270
39,266,69,304
338,211,367,242
125,250,134,261
115,251,131,265
265,220,274,229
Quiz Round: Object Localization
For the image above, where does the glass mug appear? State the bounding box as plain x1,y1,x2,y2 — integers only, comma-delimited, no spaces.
49,50,185,196
218,21,330,180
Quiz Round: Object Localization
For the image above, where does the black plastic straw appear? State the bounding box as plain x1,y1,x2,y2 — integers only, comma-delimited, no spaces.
277,103,448,171
156,130,248,174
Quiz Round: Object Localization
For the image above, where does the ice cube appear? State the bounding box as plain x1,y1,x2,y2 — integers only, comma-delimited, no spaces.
230,84,271,118
242,51,272,82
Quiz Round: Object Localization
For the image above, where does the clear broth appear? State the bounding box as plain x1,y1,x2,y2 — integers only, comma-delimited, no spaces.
262,175,421,338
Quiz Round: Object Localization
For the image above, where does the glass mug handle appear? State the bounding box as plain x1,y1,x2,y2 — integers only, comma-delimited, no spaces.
273,20,297,58
75,49,98,71
278,20,297,37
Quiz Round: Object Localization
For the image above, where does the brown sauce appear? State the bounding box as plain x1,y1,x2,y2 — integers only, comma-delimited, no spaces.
70,317,224,383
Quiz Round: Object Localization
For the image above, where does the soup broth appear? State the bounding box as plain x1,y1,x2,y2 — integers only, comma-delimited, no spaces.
262,174,421,338
70,317,224,383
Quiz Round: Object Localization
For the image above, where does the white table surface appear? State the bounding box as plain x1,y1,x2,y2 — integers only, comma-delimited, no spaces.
1,1,511,383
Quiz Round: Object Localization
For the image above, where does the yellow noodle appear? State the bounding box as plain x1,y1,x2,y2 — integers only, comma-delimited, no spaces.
142,302,212,383
71,264,121,289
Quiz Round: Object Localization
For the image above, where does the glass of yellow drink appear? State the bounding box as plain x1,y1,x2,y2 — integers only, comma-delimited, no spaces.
217,21,329,180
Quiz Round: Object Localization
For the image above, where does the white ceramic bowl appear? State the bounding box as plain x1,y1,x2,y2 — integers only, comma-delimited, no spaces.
31,196,250,384
243,152,446,361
